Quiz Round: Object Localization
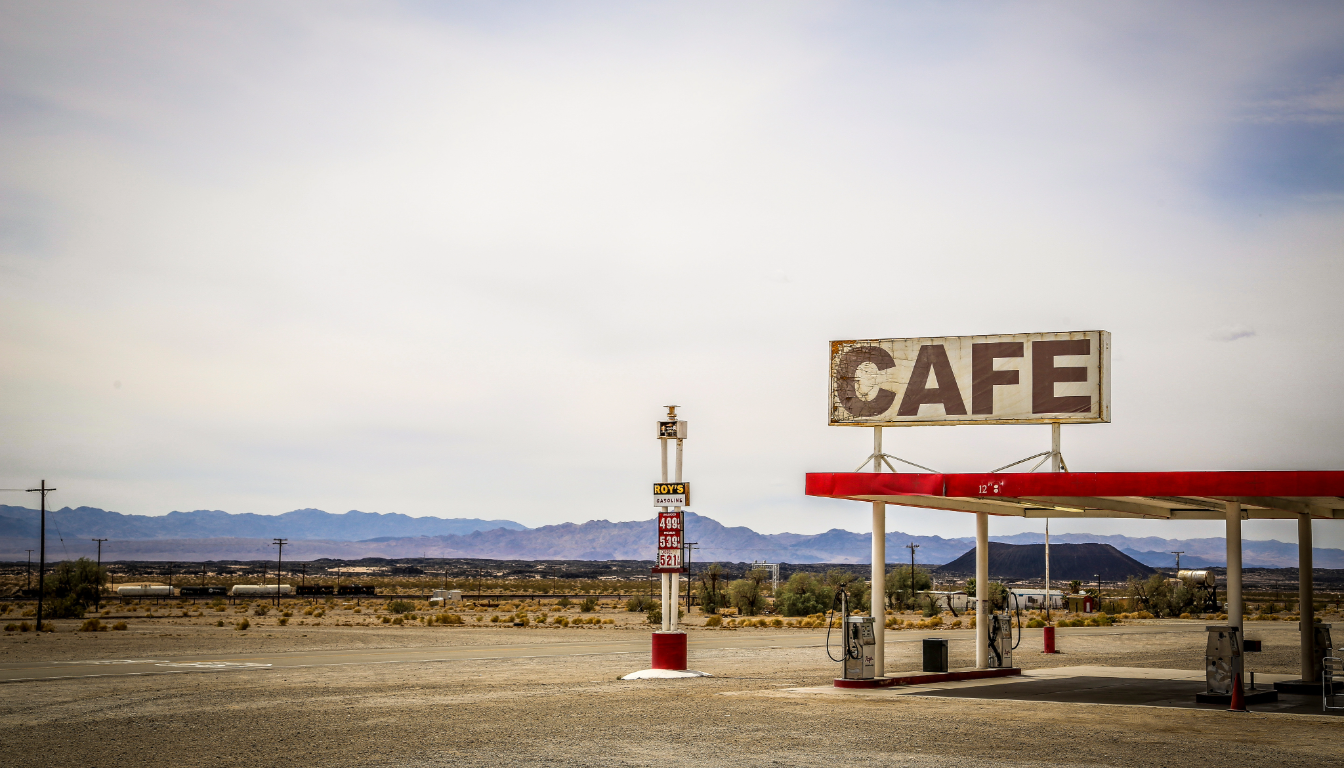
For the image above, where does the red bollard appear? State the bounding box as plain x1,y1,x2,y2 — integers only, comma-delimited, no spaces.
1229,673,1247,712
651,632,687,670
1043,625,1057,654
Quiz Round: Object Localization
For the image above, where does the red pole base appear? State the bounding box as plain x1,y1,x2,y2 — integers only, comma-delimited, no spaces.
651,632,687,670
1043,626,1057,654
1229,673,1247,712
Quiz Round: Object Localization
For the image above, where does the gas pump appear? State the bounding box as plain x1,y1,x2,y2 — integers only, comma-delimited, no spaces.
986,593,1022,669
826,585,877,680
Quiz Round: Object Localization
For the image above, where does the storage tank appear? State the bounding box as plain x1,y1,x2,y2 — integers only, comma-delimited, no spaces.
229,584,293,596
1179,570,1216,586
116,585,173,597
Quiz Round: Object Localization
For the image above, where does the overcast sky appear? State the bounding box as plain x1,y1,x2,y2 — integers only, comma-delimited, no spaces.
2,2,1343,549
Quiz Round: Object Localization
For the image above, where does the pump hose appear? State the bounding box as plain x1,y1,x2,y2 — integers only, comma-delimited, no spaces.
825,587,849,663
1011,592,1023,651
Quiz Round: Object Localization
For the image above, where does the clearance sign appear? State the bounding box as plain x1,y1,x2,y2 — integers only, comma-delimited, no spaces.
830,331,1111,426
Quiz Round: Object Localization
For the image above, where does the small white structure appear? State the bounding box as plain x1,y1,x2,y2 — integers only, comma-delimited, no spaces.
429,589,462,605
116,585,172,597
928,591,972,613
230,584,293,596
1008,588,1066,610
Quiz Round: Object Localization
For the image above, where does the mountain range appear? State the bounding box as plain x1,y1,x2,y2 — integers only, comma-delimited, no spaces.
0,505,1339,568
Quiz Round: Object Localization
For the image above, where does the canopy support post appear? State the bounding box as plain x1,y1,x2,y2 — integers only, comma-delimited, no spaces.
1225,500,1242,630
1299,513,1315,681
975,510,988,669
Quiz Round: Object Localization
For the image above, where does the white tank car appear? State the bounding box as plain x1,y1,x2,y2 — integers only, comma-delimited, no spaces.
116,585,173,596
230,584,293,596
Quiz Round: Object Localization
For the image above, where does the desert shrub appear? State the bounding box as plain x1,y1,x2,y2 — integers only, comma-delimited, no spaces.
352,608,361,614
580,597,598,612
387,600,414,614
236,618,250,630
19,621,32,632
647,605,662,625
112,621,127,631
770,618,783,627
4,623,17,631
887,566,933,611
216,619,225,627
381,616,391,623
303,607,315,615
253,605,270,616
774,573,833,617
438,614,464,625
278,617,289,625
1026,618,1046,628
626,595,655,612
556,597,572,609
489,615,500,623
705,615,722,627
79,618,104,632
392,616,404,625
41,558,107,618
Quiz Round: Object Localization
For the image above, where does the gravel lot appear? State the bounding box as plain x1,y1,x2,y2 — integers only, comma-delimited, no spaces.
1,603,1341,767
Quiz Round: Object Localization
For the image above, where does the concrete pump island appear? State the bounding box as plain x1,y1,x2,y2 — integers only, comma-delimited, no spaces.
2,330,1343,768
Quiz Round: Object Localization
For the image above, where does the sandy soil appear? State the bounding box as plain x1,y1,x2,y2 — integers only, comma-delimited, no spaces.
2,601,1341,767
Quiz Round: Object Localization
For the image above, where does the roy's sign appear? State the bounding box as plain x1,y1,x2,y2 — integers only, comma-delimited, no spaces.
830,331,1110,426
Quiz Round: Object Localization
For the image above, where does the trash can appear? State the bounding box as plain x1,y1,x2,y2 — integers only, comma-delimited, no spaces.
922,637,949,673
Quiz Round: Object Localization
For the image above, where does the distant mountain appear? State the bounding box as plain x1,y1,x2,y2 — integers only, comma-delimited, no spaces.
0,505,526,542
934,542,1156,581
0,506,1340,567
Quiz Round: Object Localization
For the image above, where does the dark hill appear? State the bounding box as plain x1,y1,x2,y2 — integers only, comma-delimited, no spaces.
934,542,1156,582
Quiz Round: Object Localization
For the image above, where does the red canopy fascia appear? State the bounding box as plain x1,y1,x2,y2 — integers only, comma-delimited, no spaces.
805,471,1344,520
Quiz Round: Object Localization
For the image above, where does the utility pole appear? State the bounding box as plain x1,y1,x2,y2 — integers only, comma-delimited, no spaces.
26,480,56,633
25,550,33,590
1171,551,1184,573
905,543,920,610
92,539,107,609
273,539,288,607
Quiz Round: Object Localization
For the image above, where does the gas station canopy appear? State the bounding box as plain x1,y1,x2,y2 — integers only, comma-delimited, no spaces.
805,471,1344,520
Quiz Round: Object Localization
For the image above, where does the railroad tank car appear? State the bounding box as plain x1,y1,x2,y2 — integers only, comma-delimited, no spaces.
116,585,173,597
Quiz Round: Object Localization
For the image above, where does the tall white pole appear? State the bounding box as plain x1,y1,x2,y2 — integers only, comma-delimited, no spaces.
672,437,683,632
660,435,671,632
975,510,989,669
1044,518,1051,616
871,427,886,677
1225,500,1242,631
1050,422,1060,473
1047,422,1058,615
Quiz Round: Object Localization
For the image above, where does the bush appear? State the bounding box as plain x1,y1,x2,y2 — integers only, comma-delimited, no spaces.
235,618,250,630
705,615,722,627
887,566,933,611
580,597,598,612
392,616,404,625
42,557,107,618
4,623,18,632
253,605,270,616
216,619,225,627
626,595,655,612
78,618,105,632
112,621,127,631
1026,618,1046,628
774,573,833,617
387,600,415,614
278,617,289,625
556,597,572,609
647,606,662,625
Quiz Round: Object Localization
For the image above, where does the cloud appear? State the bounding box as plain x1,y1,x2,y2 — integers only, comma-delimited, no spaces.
1210,326,1257,342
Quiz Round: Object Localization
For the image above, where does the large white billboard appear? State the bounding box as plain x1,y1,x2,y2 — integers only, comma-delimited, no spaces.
830,331,1110,426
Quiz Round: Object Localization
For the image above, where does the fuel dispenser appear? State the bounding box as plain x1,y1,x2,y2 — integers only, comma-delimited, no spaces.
1202,625,1242,697
985,594,1022,669
826,585,877,680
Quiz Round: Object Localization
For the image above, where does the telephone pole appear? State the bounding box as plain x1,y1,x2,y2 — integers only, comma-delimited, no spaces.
1171,551,1184,572
26,480,56,633
273,539,288,607
92,539,108,609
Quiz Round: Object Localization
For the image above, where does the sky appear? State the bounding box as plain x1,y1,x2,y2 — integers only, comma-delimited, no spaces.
2,2,1343,548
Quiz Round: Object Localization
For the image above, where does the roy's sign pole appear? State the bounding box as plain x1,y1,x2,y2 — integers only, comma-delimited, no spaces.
651,405,689,669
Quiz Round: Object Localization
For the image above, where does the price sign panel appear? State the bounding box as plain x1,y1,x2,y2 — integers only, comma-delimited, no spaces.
653,482,690,507
653,510,685,573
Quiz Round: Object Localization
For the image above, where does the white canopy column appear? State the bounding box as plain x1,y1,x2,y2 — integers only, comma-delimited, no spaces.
1225,500,1242,630
975,510,988,669
1299,513,1315,681
872,501,885,677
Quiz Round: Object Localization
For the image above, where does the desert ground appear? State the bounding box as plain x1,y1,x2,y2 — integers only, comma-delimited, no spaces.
2,598,1342,767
